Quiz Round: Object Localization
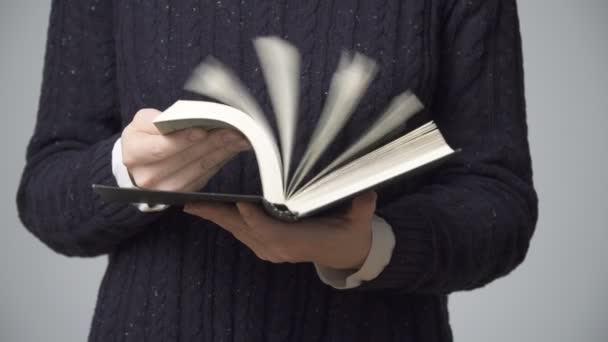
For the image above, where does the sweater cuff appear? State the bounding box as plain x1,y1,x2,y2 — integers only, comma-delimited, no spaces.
111,138,169,212
355,207,435,291
314,215,396,289
89,136,165,227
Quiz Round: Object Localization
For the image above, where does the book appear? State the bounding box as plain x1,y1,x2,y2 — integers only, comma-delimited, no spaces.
93,36,456,221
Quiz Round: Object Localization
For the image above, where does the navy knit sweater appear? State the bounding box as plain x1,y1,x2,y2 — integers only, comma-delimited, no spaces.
17,0,537,341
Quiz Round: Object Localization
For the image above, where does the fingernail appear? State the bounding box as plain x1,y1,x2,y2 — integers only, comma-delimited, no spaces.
188,129,206,141
222,132,240,143
234,140,251,150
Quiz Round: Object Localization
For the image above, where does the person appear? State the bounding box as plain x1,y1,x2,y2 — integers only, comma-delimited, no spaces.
17,0,538,341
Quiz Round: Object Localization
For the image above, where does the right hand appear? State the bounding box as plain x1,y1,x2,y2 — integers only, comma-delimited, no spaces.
121,108,251,192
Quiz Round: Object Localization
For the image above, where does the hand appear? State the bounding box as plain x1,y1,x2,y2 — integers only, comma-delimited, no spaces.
184,191,377,270
121,108,251,192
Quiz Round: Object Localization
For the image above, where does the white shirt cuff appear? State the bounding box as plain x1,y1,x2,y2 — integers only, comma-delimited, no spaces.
111,138,169,212
314,215,396,289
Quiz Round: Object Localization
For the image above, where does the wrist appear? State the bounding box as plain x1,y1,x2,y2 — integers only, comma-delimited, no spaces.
313,219,373,270
350,226,373,270
314,215,395,289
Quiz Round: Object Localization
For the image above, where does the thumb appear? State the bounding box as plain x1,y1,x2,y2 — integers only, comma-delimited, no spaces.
345,191,377,221
131,108,163,134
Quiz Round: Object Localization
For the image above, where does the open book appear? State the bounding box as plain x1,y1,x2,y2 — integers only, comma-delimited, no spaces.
93,36,456,221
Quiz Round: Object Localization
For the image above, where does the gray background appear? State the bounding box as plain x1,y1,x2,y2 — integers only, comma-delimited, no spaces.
1,1,606,341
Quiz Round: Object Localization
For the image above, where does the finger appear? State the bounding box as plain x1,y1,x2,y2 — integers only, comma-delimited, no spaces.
163,128,250,173
179,156,233,192
130,137,216,186
184,202,244,228
344,191,378,222
148,150,234,192
136,130,240,181
237,203,314,263
236,202,324,242
123,127,209,165
126,126,248,165
130,109,209,141
236,203,288,248
130,108,163,134
236,202,281,233
157,132,249,191
130,128,251,189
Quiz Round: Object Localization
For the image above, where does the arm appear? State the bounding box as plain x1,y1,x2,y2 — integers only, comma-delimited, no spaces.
357,0,538,293
17,1,251,257
16,0,166,257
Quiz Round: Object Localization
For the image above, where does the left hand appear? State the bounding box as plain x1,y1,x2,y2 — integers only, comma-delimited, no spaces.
183,191,377,270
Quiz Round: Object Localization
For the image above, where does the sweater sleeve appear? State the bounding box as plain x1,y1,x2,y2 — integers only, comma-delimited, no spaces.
112,138,170,212
16,0,165,257
354,0,538,294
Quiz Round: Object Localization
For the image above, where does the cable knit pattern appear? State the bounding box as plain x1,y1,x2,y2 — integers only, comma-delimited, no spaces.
17,1,537,341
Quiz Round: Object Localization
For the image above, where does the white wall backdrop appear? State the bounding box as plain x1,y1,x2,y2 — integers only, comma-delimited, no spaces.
1,1,606,341
450,1,608,341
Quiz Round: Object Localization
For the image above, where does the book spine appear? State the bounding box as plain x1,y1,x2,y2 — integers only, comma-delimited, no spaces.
262,201,300,222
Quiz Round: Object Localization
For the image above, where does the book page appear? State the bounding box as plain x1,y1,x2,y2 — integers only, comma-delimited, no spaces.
293,91,423,193
184,57,276,147
287,52,378,195
286,123,454,216
293,121,437,196
254,37,300,189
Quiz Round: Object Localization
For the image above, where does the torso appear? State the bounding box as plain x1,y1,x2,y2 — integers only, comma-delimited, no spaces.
90,2,451,341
